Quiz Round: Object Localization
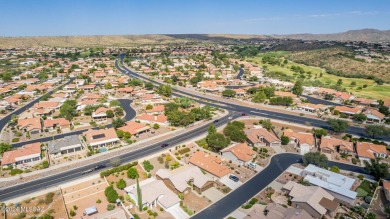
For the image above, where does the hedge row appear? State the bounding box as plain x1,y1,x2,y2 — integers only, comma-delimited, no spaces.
178,148,190,155
100,161,138,178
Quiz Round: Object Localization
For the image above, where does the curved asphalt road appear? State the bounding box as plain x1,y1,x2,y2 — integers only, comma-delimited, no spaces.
117,54,389,142
192,153,366,219
10,99,136,147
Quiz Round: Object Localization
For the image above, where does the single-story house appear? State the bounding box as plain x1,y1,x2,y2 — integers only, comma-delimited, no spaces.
221,143,256,165
17,117,42,135
301,164,357,206
356,142,387,162
80,93,101,101
136,113,168,125
32,101,61,111
256,203,312,219
245,127,281,147
79,84,96,92
125,178,182,211
92,107,109,121
145,105,165,115
282,181,338,218
334,106,362,118
283,129,315,155
48,135,83,158
1,143,42,168
189,151,231,179
117,121,151,136
363,109,385,123
83,128,120,149
297,103,327,113
156,166,214,194
319,136,354,155
43,118,71,131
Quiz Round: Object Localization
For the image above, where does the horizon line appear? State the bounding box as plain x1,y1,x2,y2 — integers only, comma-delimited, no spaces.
0,28,388,38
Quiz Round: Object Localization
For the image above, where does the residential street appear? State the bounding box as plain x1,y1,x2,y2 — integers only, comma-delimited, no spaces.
192,153,366,219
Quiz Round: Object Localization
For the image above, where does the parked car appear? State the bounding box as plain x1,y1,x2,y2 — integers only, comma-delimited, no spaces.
241,113,247,116
246,162,256,169
161,143,169,148
213,119,219,123
229,174,239,182
228,116,233,120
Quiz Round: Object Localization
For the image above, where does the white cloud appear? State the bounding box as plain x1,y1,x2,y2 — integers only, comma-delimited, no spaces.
244,11,380,23
308,11,379,18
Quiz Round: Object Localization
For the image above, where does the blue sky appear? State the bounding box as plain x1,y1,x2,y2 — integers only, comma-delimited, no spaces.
1,0,389,36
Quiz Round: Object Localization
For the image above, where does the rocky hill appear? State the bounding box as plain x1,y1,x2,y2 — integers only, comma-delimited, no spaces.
274,29,390,42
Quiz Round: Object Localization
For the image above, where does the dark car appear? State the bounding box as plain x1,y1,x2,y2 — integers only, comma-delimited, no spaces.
229,175,239,182
161,143,169,148
213,119,219,123
241,113,247,116
82,168,94,175
94,164,106,170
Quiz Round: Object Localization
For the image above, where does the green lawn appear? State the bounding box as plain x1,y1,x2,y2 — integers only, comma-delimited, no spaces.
356,188,368,197
356,180,373,197
353,85,390,100
248,54,389,100
195,138,207,148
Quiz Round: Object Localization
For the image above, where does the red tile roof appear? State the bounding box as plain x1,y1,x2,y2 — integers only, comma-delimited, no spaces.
283,129,314,146
189,151,231,178
118,121,151,135
43,118,70,128
356,142,387,159
221,143,255,162
1,143,41,165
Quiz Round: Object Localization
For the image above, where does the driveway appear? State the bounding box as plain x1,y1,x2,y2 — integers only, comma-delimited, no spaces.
166,204,189,219
285,166,303,176
203,187,225,203
268,181,285,191
272,146,286,154
219,175,243,190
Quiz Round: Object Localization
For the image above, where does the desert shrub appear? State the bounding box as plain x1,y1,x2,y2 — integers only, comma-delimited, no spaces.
107,204,115,211
178,148,190,155
142,160,154,172
45,192,54,204
9,169,23,176
104,186,119,203
249,198,258,205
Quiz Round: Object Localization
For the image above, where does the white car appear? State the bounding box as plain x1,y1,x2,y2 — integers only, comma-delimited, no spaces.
228,116,233,120
247,163,256,169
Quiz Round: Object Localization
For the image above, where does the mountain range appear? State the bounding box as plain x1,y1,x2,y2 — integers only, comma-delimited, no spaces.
273,29,390,42
0,29,389,48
